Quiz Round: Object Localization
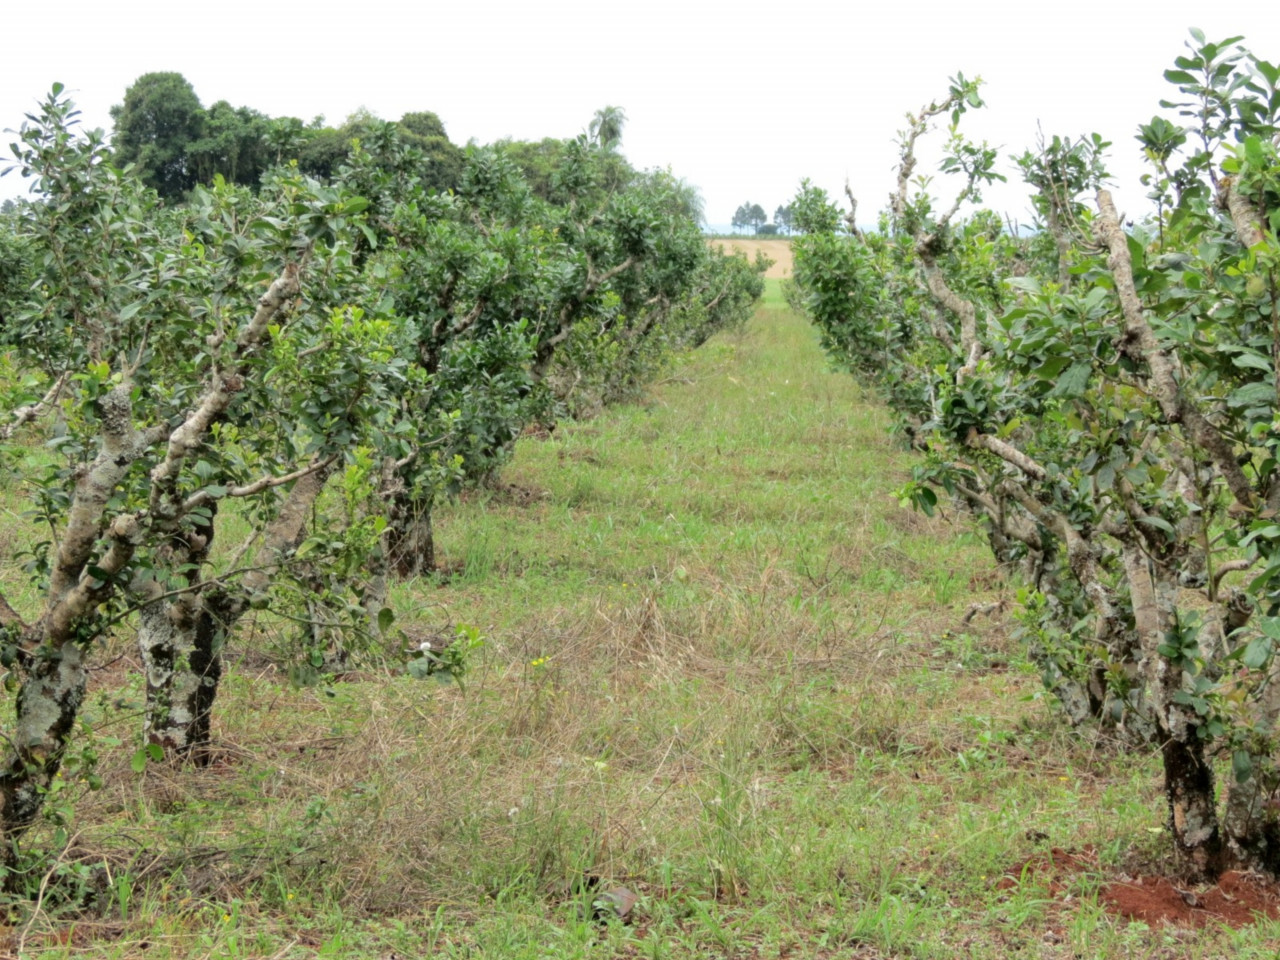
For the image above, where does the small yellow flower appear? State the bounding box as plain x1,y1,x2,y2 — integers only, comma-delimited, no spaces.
222,914,232,923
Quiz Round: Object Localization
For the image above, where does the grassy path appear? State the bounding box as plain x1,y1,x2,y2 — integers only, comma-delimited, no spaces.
24,285,1272,958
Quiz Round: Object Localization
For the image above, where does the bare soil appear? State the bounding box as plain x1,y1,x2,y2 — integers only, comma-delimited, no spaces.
709,237,793,278
997,847,1280,928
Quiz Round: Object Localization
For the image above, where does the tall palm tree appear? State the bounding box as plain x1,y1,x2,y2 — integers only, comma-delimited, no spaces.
588,105,627,150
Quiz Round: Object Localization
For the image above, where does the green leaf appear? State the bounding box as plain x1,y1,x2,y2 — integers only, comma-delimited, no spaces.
1241,636,1272,669
407,658,434,680
1122,465,1149,486
1230,351,1273,373
1228,382,1274,408
378,607,395,633
130,748,147,774
1244,136,1265,166
1033,356,1070,379
1137,515,1175,536
1125,233,1146,267
146,743,164,762
1234,749,1254,784
1164,69,1198,85
1049,362,1092,398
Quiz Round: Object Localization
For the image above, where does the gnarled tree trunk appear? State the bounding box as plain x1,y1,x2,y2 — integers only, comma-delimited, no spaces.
1124,544,1225,881
138,458,336,759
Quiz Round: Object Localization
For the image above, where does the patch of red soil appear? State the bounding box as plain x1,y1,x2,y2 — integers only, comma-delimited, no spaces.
996,847,1095,895
996,846,1280,928
1100,871,1280,928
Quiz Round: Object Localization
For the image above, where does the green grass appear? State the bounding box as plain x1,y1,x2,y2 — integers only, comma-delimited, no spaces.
4,279,1276,957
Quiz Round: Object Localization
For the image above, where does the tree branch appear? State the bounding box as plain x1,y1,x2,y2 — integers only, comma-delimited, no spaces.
1215,177,1266,249
148,263,302,523
1094,189,1255,509
181,454,337,514
0,372,69,441
967,430,1047,480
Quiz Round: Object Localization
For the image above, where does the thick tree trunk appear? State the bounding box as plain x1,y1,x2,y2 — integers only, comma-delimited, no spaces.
1161,733,1226,881
139,460,334,760
1224,770,1280,875
0,385,153,878
137,596,226,760
1223,649,1280,874
0,640,88,875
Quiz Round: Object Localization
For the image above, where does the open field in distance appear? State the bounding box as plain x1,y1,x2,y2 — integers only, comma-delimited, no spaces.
710,238,793,278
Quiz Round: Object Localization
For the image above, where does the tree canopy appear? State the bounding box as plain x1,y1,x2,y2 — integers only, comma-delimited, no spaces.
589,105,627,150
109,73,467,199
109,72,205,199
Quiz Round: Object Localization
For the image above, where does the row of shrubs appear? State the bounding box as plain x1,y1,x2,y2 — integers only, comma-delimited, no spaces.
789,34,1280,880
0,87,765,887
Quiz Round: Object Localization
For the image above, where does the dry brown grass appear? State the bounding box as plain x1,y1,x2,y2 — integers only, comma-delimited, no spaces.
709,238,794,278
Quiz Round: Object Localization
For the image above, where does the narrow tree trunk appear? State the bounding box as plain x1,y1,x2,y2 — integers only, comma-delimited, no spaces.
1124,544,1225,881
387,508,435,576
363,539,391,641
1044,203,1072,289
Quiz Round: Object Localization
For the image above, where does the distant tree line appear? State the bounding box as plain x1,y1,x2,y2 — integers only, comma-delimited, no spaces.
731,201,794,235
108,72,466,200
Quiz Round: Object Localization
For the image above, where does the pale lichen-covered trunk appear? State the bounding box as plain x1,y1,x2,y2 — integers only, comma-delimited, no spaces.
0,641,88,870
0,385,156,875
1124,544,1225,881
138,458,335,758
137,595,227,759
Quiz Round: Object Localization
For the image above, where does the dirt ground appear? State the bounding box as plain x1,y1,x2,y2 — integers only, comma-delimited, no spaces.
709,237,793,278
996,846,1280,930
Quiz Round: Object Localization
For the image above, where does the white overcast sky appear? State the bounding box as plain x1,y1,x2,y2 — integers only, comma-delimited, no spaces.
2,2,1275,227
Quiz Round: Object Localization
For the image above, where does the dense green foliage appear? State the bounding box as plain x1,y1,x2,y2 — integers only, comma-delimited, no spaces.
109,72,206,199
791,34,1280,880
108,73,466,200
0,83,763,884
